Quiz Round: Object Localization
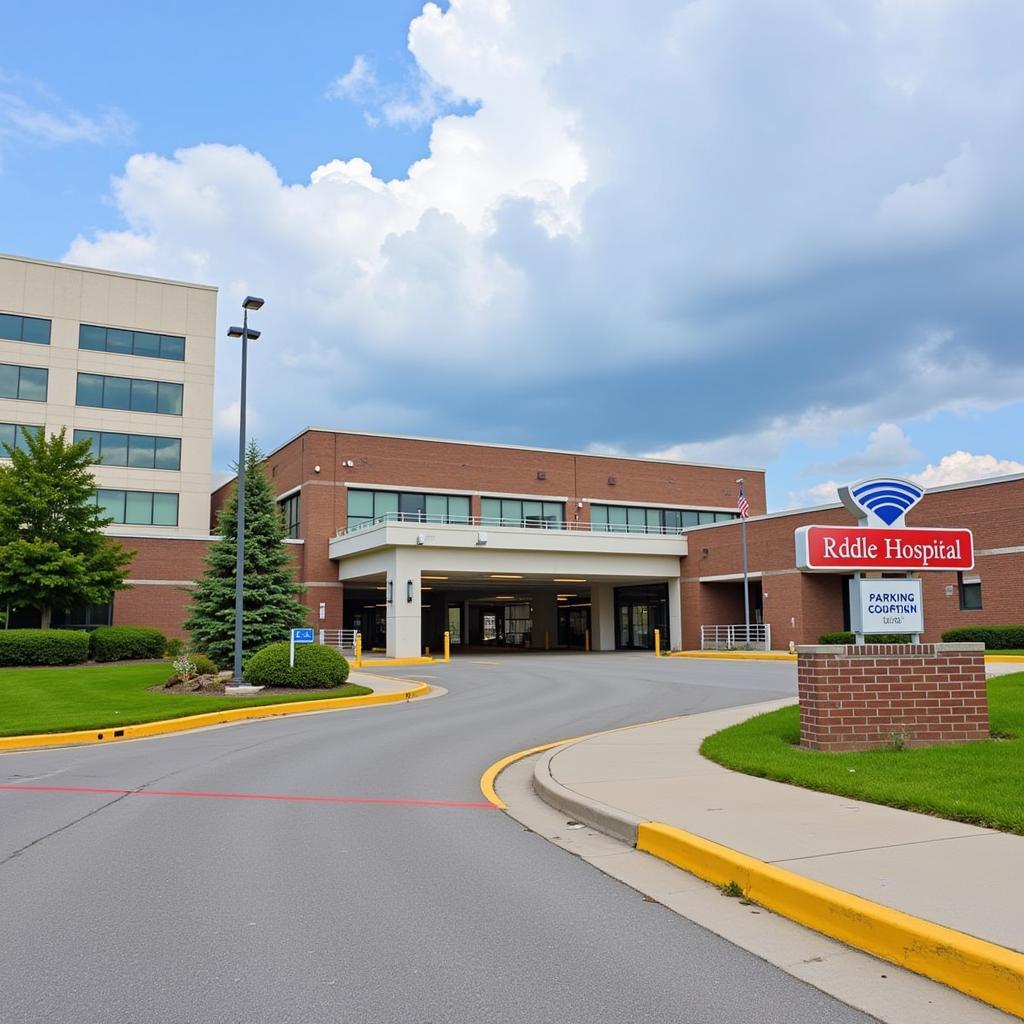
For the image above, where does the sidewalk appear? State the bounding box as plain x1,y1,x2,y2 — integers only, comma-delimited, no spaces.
532,701,1024,1012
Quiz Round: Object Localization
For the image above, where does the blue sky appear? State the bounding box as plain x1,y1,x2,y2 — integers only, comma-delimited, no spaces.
3,1,1024,510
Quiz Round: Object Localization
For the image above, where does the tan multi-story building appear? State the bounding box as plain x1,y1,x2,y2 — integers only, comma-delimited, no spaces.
0,252,217,628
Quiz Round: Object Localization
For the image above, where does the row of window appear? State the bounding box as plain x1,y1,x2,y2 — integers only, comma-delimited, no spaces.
480,497,564,527
0,363,47,401
591,503,737,533
74,429,181,471
347,489,472,529
0,313,51,345
76,373,183,415
0,422,41,453
79,324,185,361
96,489,179,526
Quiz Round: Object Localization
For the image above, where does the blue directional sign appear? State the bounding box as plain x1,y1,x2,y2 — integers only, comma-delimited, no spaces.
292,628,315,643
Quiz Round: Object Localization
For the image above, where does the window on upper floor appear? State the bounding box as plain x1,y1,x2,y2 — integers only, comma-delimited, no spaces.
76,373,182,415
958,573,983,611
74,429,182,471
480,497,564,528
0,313,51,345
79,324,185,361
280,492,300,539
0,363,48,401
95,489,179,526
0,422,42,455
347,489,471,529
590,503,738,534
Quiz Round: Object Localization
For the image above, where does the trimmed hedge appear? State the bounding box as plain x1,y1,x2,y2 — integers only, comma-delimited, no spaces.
243,642,350,689
189,654,218,676
90,626,167,662
0,629,89,666
941,625,1024,649
818,631,912,645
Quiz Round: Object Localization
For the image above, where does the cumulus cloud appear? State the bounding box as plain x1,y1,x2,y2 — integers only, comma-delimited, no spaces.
804,423,921,478
911,451,1024,488
62,0,1024,477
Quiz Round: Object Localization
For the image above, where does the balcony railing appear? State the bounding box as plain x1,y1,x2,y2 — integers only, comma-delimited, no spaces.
334,511,688,539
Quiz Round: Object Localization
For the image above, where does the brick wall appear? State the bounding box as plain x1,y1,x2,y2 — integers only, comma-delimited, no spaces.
797,643,988,751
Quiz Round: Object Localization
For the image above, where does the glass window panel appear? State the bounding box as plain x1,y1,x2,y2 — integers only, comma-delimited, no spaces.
130,378,158,413
590,505,609,531
0,314,21,341
501,499,523,525
97,489,125,523
103,328,132,354
425,494,448,522
154,436,181,470
448,495,470,523
607,506,628,531
76,372,104,406
647,509,662,531
79,325,107,350
0,364,17,399
128,434,156,467
627,507,646,532
152,493,179,526
481,497,500,521
521,500,542,527
347,490,374,518
697,511,716,524
74,429,101,461
99,433,128,466
16,425,41,451
18,366,47,401
399,492,425,520
132,331,161,358
160,335,185,360
20,317,50,344
125,491,154,525
0,423,15,452
157,381,183,415
102,375,130,410
663,509,681,532
681,510,700,527
542,502,562,524
374,491,398,516
714,512,734,522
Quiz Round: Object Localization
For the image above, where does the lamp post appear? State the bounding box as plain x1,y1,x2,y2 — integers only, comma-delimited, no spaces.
227,297,264,685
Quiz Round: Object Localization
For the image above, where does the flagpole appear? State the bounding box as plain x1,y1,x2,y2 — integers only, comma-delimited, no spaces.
737,478,750,647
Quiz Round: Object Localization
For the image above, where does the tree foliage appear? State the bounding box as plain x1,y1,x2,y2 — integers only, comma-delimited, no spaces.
0,428,134,627
185,441,307,667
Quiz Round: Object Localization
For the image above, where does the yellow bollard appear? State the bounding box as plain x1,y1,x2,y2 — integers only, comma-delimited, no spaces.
444,631,451,662
425,645,430,657
654,628,661,657
355,632,362,667
584,628,590,652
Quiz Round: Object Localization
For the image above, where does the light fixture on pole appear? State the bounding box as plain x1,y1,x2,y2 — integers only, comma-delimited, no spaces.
737,477,751,646
227,296,264,685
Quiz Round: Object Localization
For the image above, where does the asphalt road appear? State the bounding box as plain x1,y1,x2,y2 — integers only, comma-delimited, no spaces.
0,654,873,1024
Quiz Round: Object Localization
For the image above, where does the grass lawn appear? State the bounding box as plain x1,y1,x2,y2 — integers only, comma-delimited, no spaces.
987,650,1024,656
700,672,1024,835
0,662,372,736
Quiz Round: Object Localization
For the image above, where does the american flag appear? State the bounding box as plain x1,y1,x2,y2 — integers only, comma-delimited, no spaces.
737,483,750,519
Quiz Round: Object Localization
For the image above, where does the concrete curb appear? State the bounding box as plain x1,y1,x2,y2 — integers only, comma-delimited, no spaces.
668,651,797,661
0,679,432,753
530,726,1024,1020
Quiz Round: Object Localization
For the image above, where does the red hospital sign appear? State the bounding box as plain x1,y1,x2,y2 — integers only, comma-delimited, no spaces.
795,525,974,572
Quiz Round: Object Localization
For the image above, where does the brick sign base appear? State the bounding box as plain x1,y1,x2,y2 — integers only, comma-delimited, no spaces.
796,643,988,752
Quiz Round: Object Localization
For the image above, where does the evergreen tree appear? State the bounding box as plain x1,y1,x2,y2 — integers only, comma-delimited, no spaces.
185,441,307,666
0,428,134,628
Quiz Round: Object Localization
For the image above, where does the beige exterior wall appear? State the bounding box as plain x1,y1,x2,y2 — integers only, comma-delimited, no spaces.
0,253,217,535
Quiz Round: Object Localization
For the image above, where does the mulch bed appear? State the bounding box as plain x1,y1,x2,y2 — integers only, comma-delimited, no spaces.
152,675,345,697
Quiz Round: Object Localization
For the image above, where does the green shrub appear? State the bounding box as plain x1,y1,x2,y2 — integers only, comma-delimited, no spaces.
243,642,350,689
0,629,89,666
188,653,218,676
941,625,1024,649
819,631,912,645
90,626,167,662
164,637,185,658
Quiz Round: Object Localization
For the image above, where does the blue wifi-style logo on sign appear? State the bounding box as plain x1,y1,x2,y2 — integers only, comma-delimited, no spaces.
838,477,925,527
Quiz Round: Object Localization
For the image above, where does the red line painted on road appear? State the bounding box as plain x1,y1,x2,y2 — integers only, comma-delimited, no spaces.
0,784,497,809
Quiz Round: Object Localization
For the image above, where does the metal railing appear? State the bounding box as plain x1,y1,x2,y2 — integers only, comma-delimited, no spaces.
319,628,359,653
335,511,687,539
700,623,772,652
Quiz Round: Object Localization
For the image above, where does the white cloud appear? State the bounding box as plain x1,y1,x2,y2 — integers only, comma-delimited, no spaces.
911,451,1024,488
60,0,1024,476
804,423,921,478
0,90,131,147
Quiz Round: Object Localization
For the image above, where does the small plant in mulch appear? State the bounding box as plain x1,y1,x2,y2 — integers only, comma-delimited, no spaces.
164,653,223,692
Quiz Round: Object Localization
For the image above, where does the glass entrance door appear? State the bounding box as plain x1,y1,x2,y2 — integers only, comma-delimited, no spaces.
615,584,669,650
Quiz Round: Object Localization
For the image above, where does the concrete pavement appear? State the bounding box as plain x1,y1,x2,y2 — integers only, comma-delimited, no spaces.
529,700,1023,1018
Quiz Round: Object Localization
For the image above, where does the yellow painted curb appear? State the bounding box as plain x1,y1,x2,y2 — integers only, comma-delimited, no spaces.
986,655,1024,663
356,657,435,668
479,738,574,809
668,650,797,661
0,680,431,753
638,822,1024,1019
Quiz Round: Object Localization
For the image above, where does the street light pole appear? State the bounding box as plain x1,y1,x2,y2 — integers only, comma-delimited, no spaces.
227,297,264,685
737,477,751,647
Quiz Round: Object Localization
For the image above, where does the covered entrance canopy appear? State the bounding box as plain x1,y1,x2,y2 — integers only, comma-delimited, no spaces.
329,517,685,658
